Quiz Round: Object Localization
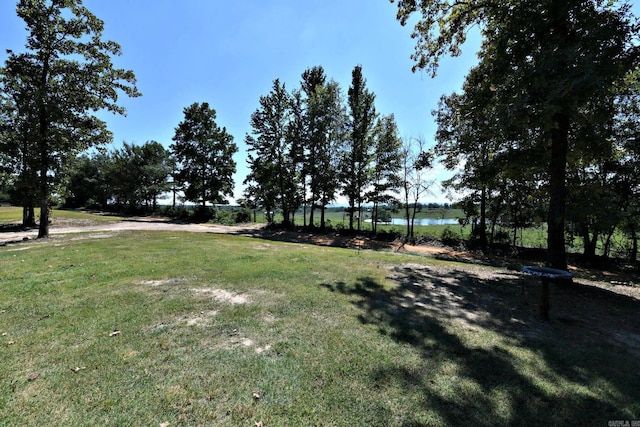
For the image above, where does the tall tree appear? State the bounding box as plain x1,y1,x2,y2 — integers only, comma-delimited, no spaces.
613,68,640,261
342,65,377,232
63,153,105,208
367,114,403,234
138,141,173,210
1,0,140,238
393,0,638,268
433,64,546,249
171,102,237,207
108,143,144,209
0,69,38,225
300,67,346,229
245,79,302,227
105,141,173,210
300,66,327,227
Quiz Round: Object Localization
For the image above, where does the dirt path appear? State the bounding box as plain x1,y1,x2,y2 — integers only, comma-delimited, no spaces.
0,217,264,245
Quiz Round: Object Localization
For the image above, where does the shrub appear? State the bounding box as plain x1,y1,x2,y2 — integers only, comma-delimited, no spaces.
493,230,511,246
163,205,191,221
192,205,213,223
235,208,252,224
213,209,235,225
441,226,460,246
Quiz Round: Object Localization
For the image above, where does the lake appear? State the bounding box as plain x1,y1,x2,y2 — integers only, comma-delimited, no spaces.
365,218,460,226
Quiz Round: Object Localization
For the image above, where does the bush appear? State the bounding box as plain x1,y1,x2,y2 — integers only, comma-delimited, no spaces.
441,226,461,246
213,209,235,225
162,205,191,221
235,208,252,224
493,230,511,246
192,205,214,223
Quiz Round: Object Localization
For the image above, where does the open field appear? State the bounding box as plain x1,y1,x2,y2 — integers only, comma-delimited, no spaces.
1,219,639,426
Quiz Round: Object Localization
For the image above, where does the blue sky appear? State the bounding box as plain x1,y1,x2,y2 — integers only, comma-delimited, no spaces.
0,1,492,204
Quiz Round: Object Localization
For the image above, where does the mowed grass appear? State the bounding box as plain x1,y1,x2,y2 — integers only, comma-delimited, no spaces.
1,231,639,426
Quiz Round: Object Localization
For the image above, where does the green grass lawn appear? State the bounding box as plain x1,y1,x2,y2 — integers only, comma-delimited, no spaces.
1,230,638,426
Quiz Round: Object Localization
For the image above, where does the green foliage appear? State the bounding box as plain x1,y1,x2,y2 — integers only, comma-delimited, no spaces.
107,141,173,210
244,79,302,226
341,65,378,231
171,102,237,206
303,70,346,229
61,142,173,212
191,205,214,223
403,0,639,265
367,114,403,234
244,66,407,231
440,226,460,246
234,207,252,224
0,0,140,237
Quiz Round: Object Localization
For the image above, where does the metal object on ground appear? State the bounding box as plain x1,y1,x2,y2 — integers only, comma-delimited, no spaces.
521,266,573,321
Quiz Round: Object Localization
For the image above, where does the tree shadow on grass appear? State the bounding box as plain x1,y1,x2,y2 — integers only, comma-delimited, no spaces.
321,265,640,426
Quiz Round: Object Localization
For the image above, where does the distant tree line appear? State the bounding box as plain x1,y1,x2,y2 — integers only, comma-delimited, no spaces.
1,101,238,220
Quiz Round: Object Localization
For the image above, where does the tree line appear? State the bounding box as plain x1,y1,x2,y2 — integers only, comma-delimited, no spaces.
0,1,433,240
2,0,640,266
1,99,239,218
243,64,432,236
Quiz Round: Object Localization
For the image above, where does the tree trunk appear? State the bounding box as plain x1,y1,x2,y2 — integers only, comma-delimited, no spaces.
372,202,378,234
411,201,419,242
23,205,36,227
603,229,614,259
547,112,569,269
37,165,49,239
479,187,488,250
404,203,411,242
303,202,307,227
37,120,49,238
37,55,51,239
348,201,355,231
630,227,638,263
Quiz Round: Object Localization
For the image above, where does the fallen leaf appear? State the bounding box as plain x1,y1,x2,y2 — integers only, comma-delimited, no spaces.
28,372,39,381
109,330,121,337
70,366,86,373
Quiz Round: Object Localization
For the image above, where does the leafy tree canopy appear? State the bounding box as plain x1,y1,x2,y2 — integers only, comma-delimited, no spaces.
171,102,237,207
1,0,140,237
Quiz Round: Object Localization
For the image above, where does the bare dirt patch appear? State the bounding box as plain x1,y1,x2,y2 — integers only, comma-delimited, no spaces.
136,278,186,288
184,310,219,326
190,288,249,305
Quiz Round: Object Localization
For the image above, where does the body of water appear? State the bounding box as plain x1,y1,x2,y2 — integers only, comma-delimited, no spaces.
365,218,460,226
